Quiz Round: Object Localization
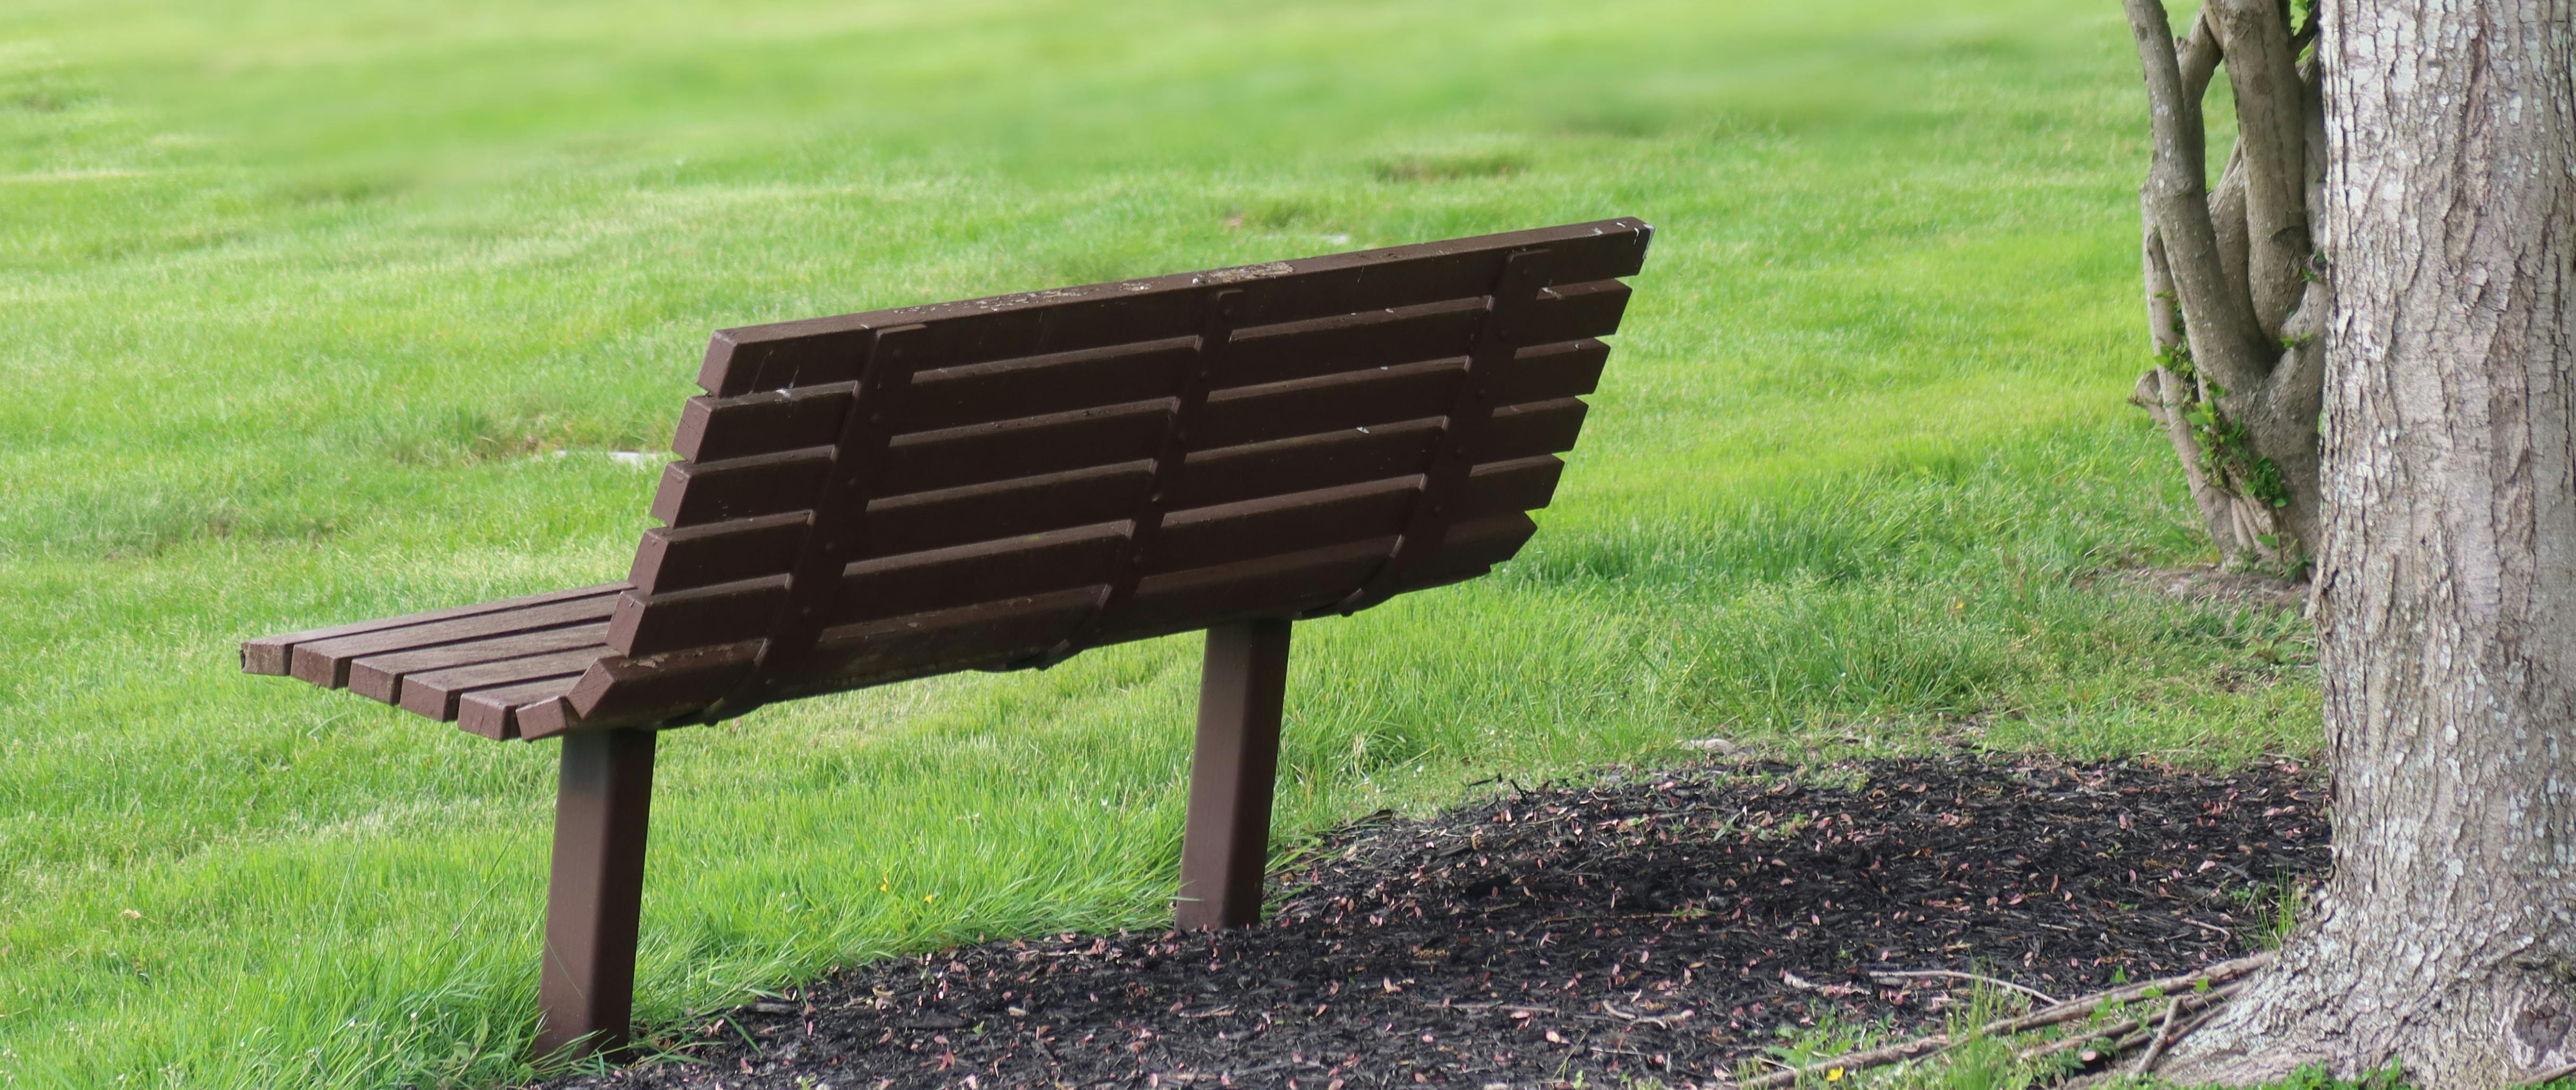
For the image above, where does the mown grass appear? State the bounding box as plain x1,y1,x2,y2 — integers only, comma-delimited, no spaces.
0,0,2317,1085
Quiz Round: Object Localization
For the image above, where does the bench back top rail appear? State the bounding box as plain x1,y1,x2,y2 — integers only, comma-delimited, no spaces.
246,218,1652,738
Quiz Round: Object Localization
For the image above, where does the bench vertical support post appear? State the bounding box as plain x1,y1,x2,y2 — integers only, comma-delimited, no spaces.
1176,617,1293,930
533,727,657,1061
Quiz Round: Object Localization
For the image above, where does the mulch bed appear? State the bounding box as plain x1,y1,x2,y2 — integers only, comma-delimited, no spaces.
546,752,2327,1090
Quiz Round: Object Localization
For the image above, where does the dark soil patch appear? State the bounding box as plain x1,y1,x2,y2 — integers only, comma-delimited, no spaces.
545,753,2327,1090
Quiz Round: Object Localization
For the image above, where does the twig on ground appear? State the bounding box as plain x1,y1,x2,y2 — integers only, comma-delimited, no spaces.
1601,1000,1696,1027
2012,1012,2146,1065
2132,995,2186,1074
1867,969,2061,1007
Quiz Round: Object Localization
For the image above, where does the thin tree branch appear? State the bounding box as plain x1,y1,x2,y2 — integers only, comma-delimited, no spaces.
2141,220,2245,553
2123,0,2271,393
2132,994,2187,1074
2178,11,2222,106
1866,969,2061,1007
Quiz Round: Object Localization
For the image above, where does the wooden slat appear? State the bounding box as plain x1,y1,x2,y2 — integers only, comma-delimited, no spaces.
399,648,610,720
457,677,582,740
798,588,1106,694
241,584,620,676
1103,537,1396,642
287,596,622,688
905,337,1195,432
1377,512,1541,597
606,578,786,659
696,219,1650,396
1217,297,1476,390
876,399,1172,497
1195,339,1606,451
1481,398,1590,463
627,512,807,597
347,621,612,703
647,445,834,529
859,461,1156,559
837,524,1128,623
1509,279,1631,347
1164,397,1582,512
672,383,852,463
538,640,757,737
1195,360,1462,451
1490,339,1612,404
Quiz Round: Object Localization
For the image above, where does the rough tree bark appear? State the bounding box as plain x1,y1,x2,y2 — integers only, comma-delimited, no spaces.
2124,0,2327,569
2152,1,2576,1086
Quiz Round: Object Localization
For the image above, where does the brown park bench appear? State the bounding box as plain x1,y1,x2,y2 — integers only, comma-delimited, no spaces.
241,217,1653,1058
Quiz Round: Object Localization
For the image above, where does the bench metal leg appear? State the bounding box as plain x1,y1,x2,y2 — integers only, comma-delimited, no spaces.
1176,617,1292,930
534,727,657,1061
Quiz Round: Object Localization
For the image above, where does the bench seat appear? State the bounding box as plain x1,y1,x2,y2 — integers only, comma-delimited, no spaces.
243,583,623,740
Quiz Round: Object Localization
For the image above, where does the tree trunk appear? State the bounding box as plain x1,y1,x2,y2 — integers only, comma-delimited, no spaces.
2156,2,2576,1087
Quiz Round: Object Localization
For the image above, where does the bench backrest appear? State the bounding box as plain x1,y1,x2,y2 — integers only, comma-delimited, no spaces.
525,218,1652,736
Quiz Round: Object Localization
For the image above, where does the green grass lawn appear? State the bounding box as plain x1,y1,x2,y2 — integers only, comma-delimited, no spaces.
0,0,2315,1085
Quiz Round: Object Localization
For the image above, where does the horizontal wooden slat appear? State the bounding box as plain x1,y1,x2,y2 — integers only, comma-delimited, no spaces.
877,398,1171,496
546,641,764,736
627,512,807,597
861,461,1155,559
1481,397,1590,463
799,587,1106,694
1103,537,1395,642
697,219,1649,396
839,524,1129,624
241,584,619,676
1166,397,1582,512
648,445,833,529
1489,339,1611,404
287,595,621,688
456,676,581,740
347,621,611,703
1508,280,1631,348
607,577,787,659
401,648,607,720
673,383,853,463
1381,512,1540,597
1166,416,1440,511
1195,338,1606,451
1195,360,1461,452
905,337,1195,432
